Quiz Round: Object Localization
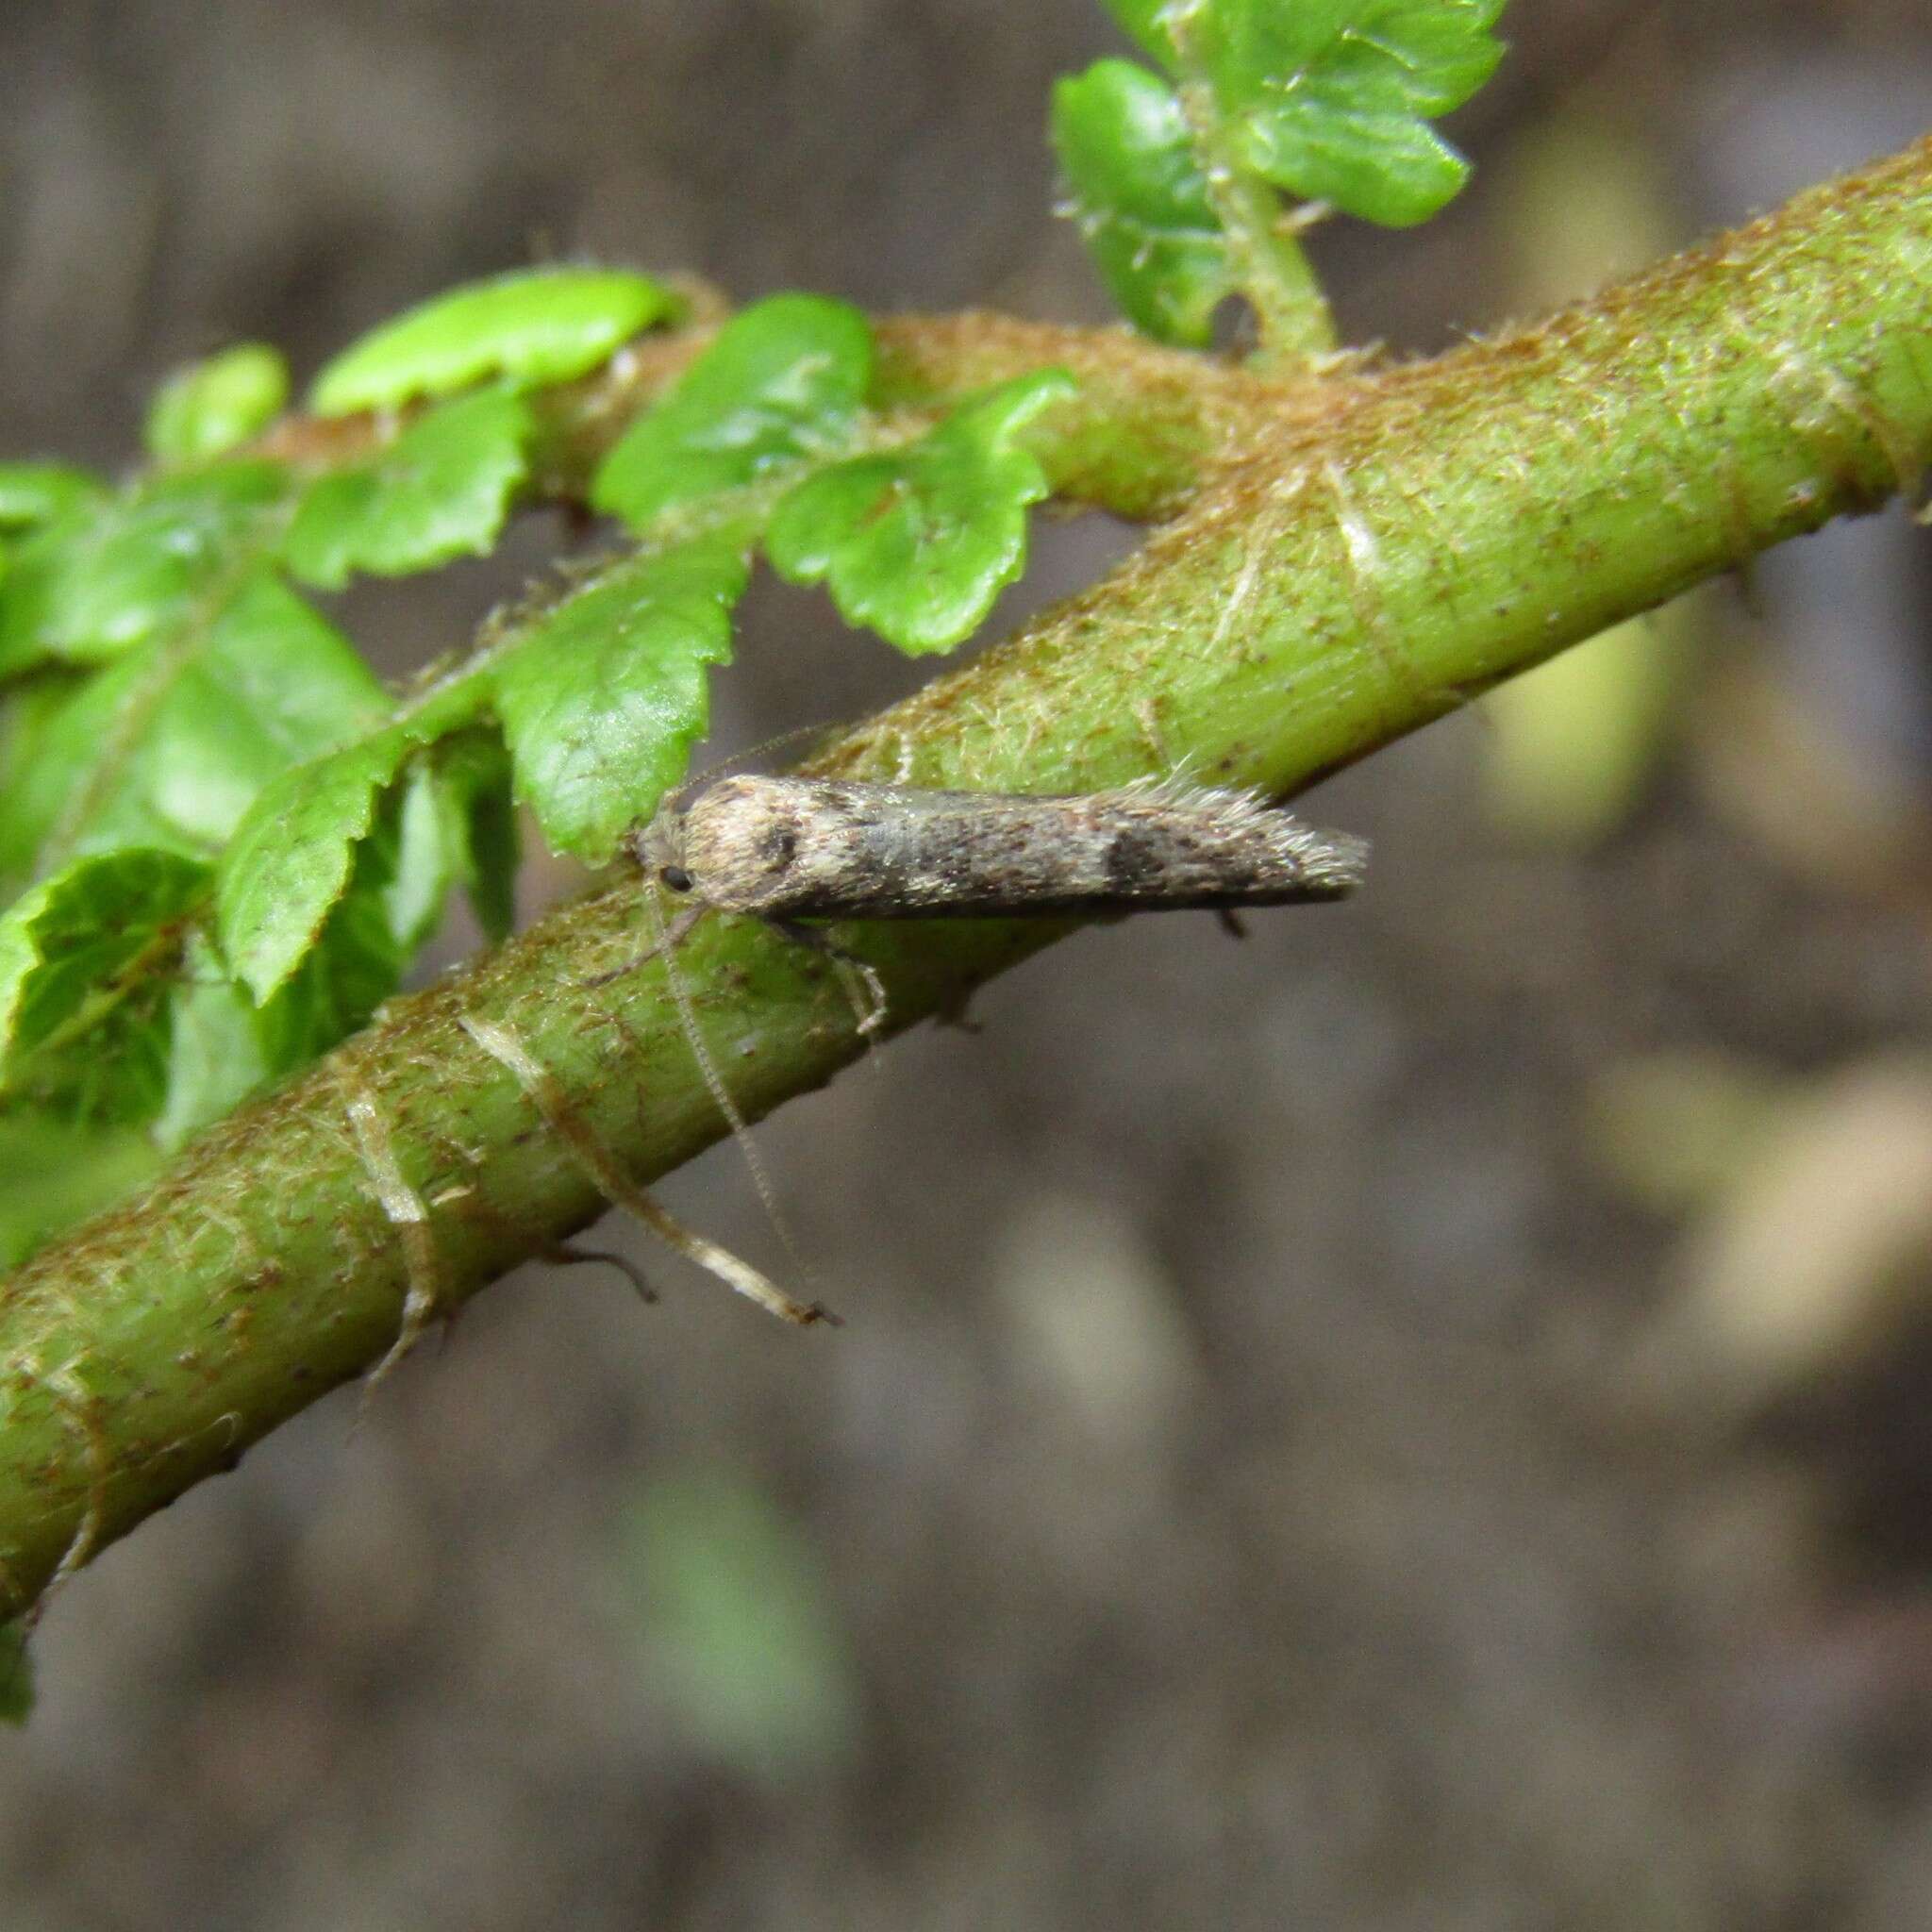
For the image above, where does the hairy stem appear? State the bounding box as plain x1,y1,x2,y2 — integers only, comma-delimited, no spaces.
1,137,1927,1619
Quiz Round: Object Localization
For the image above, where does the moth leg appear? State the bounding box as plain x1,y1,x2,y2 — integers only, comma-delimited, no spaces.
458,1015,835,1328
541,1241,659,1306
583,901,704,991
346,1090,447,1399
1218,908,1250,941
769,919,890,1040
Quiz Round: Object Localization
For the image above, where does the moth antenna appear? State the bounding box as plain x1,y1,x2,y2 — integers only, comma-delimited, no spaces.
695,720,844,785
644,883,822,1291
459,1013,832,1327
769,917,890,1044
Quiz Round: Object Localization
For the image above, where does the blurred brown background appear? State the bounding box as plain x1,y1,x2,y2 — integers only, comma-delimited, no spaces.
4,3,1932,1926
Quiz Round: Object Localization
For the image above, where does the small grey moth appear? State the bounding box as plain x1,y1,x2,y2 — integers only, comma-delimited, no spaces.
633,774,1367,922
602,774,1366,1327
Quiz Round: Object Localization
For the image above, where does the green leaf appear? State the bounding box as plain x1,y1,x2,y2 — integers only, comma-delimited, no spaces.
0,461,290,679
1053,61,1232,346
0,673,85,891
1193,0,1507,226
215,725,417,1005
145,343,291,466
0,1111,159,1271
0,848,212,1124
494,537,747,863
310,266,675,418
251,797,416,1069
766,371,1074,655
1103,0,1183,67
434,729,520,943
0,572,389,882
152,942,274,1151
160,813,432,1142
283,387,535,590
166,799,425,1120
0,463,104,532
216,528,746,992
591,295,874,532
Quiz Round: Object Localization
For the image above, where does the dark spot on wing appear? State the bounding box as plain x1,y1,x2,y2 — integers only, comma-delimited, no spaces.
1105,824,1165,894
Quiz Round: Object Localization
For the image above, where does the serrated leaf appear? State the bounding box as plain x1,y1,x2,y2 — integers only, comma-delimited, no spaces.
383,761,461,959
311,266,675,418
0,571,389,882
194,782,431,1101
0,461,291,679
494,537,747,862
591,295,873,533
0,848,212,1124
1053,60,1232,346
1195,0,1506,226
251,798,415,1069
0,463,104,532
0,673,85,890
215,724,417,1004
152,941,274,1151
434,729,520,943
766,372,1074,655
1103,0,1183,67
283,387,535,590
145,343,291,467
0,1111,159,1271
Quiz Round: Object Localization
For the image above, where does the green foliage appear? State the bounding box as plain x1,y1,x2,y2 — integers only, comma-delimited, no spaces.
284,388,535,589
1060,0,1506,341
0,264,1073,1257
591,295,874,532
1184,0,1507,225
0,571,389,879
0,464,104,533
1052,60,1231,346
492,537,746,863
433,730,520,943
310,266,675,417
0,569,422,1147
0,1113,157,1272
0,849,212,1123
1102,0,1183,66
0,462,291,677
215,726,421,1004
767,372,1074,653
0,6,1505,1265
145,343,291,466
218,532,747,999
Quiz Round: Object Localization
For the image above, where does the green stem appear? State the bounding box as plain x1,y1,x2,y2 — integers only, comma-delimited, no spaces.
1175,77,1337,363
0,138,1927,1620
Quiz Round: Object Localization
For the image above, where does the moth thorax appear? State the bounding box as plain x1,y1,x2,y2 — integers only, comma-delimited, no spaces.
680,776,810,910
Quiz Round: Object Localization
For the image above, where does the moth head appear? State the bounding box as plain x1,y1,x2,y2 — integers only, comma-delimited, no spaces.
634,797,695,895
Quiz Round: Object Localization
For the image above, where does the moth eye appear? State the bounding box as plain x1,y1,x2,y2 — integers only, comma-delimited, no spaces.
660,865,694,893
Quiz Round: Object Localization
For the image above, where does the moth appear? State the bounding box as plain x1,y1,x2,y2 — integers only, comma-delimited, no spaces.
595,774,1366,1327
632,774,1368,924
